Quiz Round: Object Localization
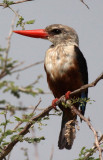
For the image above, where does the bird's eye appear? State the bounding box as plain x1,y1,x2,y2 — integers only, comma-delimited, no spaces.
51,29,62,35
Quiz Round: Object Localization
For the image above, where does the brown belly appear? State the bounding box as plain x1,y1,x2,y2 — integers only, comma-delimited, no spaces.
46,68,83,98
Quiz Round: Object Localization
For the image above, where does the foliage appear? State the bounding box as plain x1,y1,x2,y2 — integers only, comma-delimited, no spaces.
3,0,14,7
75,147,100,160
0,2,47,158
16,17,35,30
62,97,94,109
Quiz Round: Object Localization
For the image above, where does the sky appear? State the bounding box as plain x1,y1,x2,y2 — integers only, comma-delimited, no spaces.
0,0,103,159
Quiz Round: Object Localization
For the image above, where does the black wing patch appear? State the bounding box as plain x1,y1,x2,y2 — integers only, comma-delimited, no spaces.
74,45,88,116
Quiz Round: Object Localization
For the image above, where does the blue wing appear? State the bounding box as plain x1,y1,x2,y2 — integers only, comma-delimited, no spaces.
80,92,87,116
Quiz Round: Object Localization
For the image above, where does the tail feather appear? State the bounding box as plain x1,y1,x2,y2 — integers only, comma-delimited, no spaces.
58,113,76,150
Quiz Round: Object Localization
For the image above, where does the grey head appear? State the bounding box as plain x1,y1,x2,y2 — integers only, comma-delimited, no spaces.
45,24,79,46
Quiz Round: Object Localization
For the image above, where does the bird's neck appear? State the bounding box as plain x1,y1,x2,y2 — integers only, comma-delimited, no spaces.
51,41,79,48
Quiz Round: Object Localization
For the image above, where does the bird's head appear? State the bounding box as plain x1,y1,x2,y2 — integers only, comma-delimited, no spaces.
13,24,79,46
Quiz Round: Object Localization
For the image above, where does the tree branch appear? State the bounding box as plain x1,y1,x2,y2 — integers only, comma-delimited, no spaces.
80,0,89,9
10,0,33,5
84,135,103,160
0,0,33,7
0,60,43,79
0,15,16,79
70,106,103,160
0,72,103,159
11,60,44,74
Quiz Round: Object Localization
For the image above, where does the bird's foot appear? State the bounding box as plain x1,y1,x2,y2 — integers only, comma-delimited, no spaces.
52,98,58,109
65,91,71,100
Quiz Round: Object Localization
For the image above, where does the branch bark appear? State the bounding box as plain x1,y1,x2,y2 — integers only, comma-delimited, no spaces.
0,0,33,7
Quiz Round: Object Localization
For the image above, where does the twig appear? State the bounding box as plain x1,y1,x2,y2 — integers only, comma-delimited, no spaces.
0,72,103,159
0,60,43,79
0,105,53,160
80,0,89,9
10,0,33,5
0,61,24,79
84,135,103,160
10,62,25,72
71,106,103,160
6,15,16,57
31,128,39,160
0,106,44,112
13,99,41,131
1,14,16,75
49,145,54,160
0,0,33,7
11,60,44,73
31,98,41,114
13,121,23,131
3,110,7,134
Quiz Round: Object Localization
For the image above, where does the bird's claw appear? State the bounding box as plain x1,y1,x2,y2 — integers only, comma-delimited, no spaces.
65,91,71,100
52,98,58,109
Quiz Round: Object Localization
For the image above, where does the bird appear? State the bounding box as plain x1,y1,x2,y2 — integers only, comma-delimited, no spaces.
13,24,88,150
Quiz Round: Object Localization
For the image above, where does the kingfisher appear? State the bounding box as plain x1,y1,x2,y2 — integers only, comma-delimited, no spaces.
13,24,88,150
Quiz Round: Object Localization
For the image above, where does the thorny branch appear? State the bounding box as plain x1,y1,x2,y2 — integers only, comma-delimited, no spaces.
0,20,43,79
84,135,103,160
0,15,16,78
13,99,41,131
71,106,103,160
49,145,54,160
0,60,44,79
0,106,44,113
0,72,103,159
11,60,44,73
0,19,43,78
5,15,16,62
0,0,88,9
0,0,33,8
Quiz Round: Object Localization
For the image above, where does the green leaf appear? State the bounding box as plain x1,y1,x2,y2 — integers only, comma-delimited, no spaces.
3,0,14,6
0,128,2,133
0,100,6,104
36,88,44,94
11,135,18,141
11,90,20,98
2,142,10,146
14,116,23,122
24,136,45,143
26,20,35,24
16,127,24,132
11,135,23,142
16,16,24,28
0,47,6,52
75,146,100,160
0,111,6,115
4,129,13,136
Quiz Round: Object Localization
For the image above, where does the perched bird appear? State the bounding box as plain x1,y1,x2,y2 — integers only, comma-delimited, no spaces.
13,24,88,150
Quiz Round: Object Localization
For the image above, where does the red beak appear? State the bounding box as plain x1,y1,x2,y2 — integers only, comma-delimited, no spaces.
13,29,48,39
